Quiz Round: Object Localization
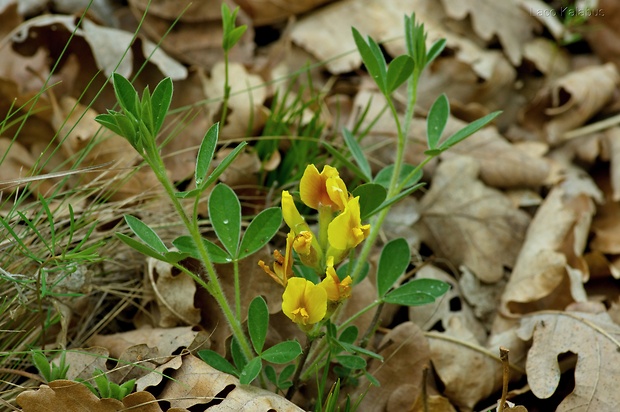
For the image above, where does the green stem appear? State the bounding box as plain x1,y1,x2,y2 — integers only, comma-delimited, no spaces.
338,300,381,331
145,150,253,360
286,335,315,400
233,259,241,320
220,51,230,126
359,302,384,349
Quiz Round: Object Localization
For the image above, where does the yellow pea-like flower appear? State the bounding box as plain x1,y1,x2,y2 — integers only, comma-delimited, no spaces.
300,164,348,212
327,196,370,251
320,256,352,302
282,277,327,326
258,231,294,287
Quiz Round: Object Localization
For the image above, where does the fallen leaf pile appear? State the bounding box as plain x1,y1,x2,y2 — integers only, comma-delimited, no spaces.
5,0,620,411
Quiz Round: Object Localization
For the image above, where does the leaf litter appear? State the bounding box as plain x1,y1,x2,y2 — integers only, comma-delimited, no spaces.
4,0,620,411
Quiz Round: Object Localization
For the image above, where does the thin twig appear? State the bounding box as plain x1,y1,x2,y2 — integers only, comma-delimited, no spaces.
498,346,510,412
422,365,429,412
286,336,314,400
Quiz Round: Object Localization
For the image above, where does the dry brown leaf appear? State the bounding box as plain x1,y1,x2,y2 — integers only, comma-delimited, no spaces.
9,14,185,79
583,0,620,69
517,311,620,412
411,393,457,412
427,323,526,412
160,354,303,411
439,0,541,66
237,0,336,25
147,258,201,327
360,322,431,412
590,169,620,255
415,156,531,283
129,0,254,69
605,127,620,201
408,265,487,343
89,326,207,360
202,62,267,139
16,380,163,412
0,137,37,190
499,172,598,316
521,63,620,144
441,116,551,188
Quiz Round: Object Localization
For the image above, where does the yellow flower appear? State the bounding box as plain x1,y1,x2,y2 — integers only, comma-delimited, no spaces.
300,165,348,212
327,196,370,251
282,277,327,326
282,190,311,235
320,257,352,302
258,232,294,287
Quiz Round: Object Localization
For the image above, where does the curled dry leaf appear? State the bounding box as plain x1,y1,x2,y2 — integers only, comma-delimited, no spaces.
408,265,487,343
499,172,599,316
128,0,254,69
147,258,201,327
237,0,336,25
10,15,187,79
359,322,431,412
521,63,620,144
415,156,531,283
517,311,620,412
438,0,541,66
160,354,304,411
427,321,526,412
441,116,551,188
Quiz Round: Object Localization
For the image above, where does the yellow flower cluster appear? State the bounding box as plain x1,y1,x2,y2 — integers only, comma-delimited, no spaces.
259,164,369,328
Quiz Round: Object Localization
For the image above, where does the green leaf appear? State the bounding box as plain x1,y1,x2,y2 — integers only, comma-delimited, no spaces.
279,364,295,382
94,113,123,137
339,342,383,361
342,128,372,182
335,355,366,370
200,141,248,189
31,351,52,382
230,336,247,371
239,357,262,385
426,38,446,65
140,86,154,135
426,94,449,150
439,111,502,151
352,27,386,93
162,251,190,264
112,73,139,117
367,182,425,218
93,370,111,398
352,183,387,221
198,349,239,377
116,233,166,261
151,77,172,136
339,326,358,345
195,123,219,186
365,370,381,387
225,26,247,50
172,235,232,264
238,208,282,259
264,365,277,385
124,215,168,254
374,163,422,189
208,184,241,256
386,55,414,93
376,238,410,297
248,296,269,354
383,278,450,306
261,340,302,364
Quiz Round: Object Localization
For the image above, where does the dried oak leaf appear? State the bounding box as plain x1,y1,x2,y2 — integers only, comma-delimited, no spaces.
520,63,620,144
499,171,599,316
427,323,527,412
441,116,551,188
146,258,201,327
16,380,162,412
415,156,531,283
438,0,541,66
517,311,620,412
357,322,431,412
160,354,303,411
236,0,336,25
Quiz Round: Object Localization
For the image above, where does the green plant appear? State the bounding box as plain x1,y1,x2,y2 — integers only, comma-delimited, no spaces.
31,350,69,382
92,11,502,412
80,369,135,401
219,3,248,126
